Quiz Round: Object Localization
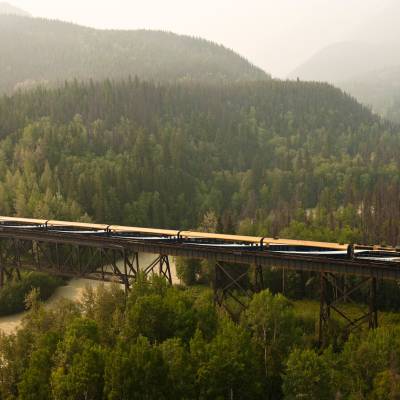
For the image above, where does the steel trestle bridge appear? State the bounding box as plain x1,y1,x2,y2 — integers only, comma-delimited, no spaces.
1,216,400,344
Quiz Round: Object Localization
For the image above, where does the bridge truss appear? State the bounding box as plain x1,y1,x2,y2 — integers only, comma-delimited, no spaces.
0,216,399,344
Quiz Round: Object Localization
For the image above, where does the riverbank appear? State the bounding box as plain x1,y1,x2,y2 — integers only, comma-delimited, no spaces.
0,253,179,335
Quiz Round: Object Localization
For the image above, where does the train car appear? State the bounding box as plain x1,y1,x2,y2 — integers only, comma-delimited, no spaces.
1,216,398,258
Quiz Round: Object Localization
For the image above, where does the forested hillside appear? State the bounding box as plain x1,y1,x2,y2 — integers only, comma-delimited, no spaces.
0,15,269,94
0,2,30,16
0,79,399,246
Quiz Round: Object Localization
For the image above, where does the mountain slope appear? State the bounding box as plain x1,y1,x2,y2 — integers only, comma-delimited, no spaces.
288,2,400,121
0,15,270,94
0,79,398,245
289,41,400,83
0,2,30,16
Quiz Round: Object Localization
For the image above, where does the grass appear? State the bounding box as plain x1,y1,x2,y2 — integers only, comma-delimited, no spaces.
292,298,400,333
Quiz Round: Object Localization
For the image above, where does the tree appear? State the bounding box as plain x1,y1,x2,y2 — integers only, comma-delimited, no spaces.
18,333,59,400
159,338,195,399
175,257,202,286
190,319,261,399
242,289,299,396
371,369,400,400
50,318,105,400
104,336,169,400
282,348,333,400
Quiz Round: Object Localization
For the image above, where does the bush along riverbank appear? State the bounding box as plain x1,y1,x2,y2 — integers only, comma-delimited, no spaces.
0,272,64,316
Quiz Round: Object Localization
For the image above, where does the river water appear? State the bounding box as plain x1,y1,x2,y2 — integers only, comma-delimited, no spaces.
0,253,179,335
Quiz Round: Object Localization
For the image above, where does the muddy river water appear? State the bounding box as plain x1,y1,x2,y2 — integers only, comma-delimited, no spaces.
0,253,179,335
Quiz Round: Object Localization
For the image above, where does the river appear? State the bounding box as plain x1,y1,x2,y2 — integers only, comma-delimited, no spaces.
0,253,179,335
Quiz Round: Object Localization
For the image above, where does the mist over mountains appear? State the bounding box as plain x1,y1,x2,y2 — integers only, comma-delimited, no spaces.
0,2,30,16
2,2,399,122
290,42,400,83
0,14,269,94
289,1,400,122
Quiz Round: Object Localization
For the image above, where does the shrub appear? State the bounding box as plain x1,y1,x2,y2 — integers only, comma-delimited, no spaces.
0,272,64,316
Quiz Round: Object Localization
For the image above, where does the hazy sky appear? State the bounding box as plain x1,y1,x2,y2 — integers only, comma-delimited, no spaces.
9,0,394,77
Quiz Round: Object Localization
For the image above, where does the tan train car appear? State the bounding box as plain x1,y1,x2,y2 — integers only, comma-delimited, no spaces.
0,216,397,253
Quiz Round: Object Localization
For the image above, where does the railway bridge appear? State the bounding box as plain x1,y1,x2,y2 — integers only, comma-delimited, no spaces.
1,216,400,344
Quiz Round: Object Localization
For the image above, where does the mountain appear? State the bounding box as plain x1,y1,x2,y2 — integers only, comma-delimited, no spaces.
0,79,398,246
0,2,30,16
0,15,270,94
288,1,400,121
289,41,400,83
340,66,400,123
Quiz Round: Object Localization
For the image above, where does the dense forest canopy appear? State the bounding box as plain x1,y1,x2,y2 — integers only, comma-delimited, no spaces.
1,10,400,398
2,277,400,399
0,79,399,246
0,15,269,94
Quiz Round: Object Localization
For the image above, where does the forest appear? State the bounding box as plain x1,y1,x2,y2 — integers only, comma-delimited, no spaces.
1,77,400,398
0,79,399,246
1,276,400,399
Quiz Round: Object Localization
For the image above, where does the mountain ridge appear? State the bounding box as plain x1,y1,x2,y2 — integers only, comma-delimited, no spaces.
289,41,400,83
0,15,270,94
0,2,30,16
288,1,400,122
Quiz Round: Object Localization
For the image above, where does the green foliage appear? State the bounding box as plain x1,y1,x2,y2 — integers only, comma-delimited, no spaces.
282,348,333,400
50,318,105,400
18,333,60,400
125,277,214,343
243,290,300,397
159,338,196,399
370,369,400,399
338,326,400,398
190,320,261,399
1,277,400,399
175,257,202,286
0,78,398,247
80,283,126,345
0,67,399,399
104,336,169,400
0,272,63,316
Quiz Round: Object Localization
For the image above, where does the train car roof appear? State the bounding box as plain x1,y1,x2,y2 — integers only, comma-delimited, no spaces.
179,231,348,250
109,225,179,236
180,231,261,243
0,217,109,231
263,238,348,250
48,220,110,230
0,216,48,225
0,216,350,250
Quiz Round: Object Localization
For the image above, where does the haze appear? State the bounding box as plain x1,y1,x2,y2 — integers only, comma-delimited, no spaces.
6,0,394,77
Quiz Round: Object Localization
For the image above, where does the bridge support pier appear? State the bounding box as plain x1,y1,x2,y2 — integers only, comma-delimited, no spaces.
102,251,173,290
318,272,378,346
0,237,175,293
213,262,261,318
143,255,172,285
0,237,24,288
122,250,139,291
254,265,264,293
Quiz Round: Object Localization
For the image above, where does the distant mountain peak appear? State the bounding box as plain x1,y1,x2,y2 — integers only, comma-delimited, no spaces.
0,2,30,16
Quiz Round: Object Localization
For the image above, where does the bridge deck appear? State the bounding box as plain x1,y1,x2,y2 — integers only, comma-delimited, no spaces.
0,216,399,280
